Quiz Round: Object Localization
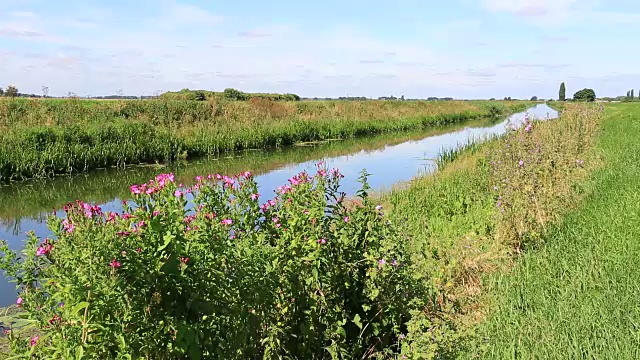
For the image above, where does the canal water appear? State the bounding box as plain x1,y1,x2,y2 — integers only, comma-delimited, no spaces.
0,104,557,306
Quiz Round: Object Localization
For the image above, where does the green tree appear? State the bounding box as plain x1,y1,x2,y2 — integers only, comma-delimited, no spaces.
531,96,538,101
559,82,566,101
5,85,18,97
194,91,206,101
0,87,4,96
223,88,248,101
573,88,596,102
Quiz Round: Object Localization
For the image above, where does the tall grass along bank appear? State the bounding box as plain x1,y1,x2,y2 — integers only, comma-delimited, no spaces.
0,99,528,182
465,103,640,359
0,104,600,358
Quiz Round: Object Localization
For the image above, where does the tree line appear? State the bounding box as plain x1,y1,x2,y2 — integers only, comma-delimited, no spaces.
558,82,596,102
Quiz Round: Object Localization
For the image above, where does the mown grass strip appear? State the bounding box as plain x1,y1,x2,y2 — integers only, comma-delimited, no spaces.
466,103,640,359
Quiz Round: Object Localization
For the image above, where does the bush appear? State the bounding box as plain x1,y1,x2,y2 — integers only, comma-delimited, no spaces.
573,88,596,102
0,168,425,358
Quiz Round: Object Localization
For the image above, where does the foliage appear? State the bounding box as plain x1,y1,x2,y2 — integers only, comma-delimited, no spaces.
559,82,566,101
573,88,596,102
5,86,18,98
161,89,300,102
530,96,538,101
0,168,427,358
0,88,4,97
0,98,528,182
488,104,602,250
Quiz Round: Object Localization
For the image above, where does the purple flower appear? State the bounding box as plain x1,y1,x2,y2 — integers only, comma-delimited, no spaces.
518,160,524,167
392,259,399,267
378,259,386,266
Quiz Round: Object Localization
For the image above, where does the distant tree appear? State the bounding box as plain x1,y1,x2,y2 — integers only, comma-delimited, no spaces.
194,91,206,101
632,89,635,99
400,95,405,101
573,88,596,102
489,97,495,100
5,85,18,97
223,88,248,101
559,82,566,101
531,96,538,101
0,88,4,96
42,86,49,98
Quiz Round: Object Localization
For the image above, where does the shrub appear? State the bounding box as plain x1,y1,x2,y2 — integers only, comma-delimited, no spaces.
488,104,602,250
0,168,425,358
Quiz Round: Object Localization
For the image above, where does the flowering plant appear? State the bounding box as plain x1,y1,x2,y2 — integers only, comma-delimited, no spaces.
0,166,422,358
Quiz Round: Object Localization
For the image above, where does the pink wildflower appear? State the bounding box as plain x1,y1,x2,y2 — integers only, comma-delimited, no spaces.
30,336,39,347
16,297,23,307
317,238,327,244
62,219,74,233
251,193,260,200
130,184,144,195
344,216,349,223
109,259,122,269
195,175,203,182
221,219,233,225
242,171,252,178
378,259,386,266
518,160,524,167
174,190,184,197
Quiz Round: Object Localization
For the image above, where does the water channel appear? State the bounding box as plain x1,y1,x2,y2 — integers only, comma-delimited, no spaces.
0,103,557,306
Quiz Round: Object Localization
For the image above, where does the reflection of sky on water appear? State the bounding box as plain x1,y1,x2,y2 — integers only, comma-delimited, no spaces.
0,104,557,305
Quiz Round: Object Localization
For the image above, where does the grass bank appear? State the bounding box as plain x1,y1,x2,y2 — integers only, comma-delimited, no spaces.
464,103,640,358
381,103,602,357
0,103,597,358
0,99,528,182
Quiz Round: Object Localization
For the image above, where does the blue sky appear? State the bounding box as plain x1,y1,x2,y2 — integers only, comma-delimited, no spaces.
1,0,640,99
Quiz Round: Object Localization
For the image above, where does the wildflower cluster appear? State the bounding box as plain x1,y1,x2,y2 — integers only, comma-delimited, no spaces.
0,166,423,358
489,104,602,250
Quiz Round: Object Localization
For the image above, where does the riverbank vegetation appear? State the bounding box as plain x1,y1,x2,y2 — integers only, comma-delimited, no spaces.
464,103,640,358
0,118,503,230
0,102,605,358
0,98,528,183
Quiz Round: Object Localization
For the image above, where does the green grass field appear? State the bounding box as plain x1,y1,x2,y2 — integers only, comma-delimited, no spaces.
466,103,640,358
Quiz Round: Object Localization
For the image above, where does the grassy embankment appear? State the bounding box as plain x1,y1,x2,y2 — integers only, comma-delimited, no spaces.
1,101,600,358
0,99,528,182
0,117,502,227
464,102,640,358
381,102,603,356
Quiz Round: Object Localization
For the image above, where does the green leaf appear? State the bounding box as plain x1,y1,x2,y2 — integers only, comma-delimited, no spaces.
75,345,84,360
72,302,90,316
353,314,362,330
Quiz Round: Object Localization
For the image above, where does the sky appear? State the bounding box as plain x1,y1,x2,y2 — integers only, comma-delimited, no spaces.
1,0,640,99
